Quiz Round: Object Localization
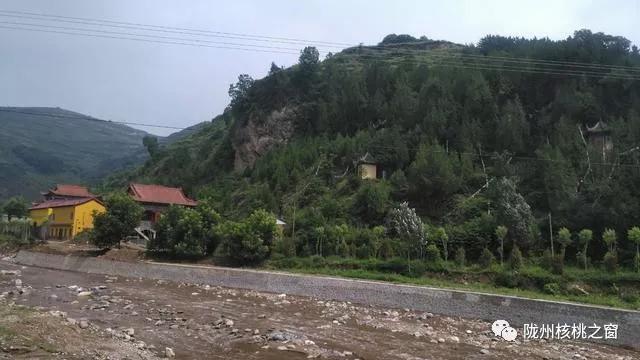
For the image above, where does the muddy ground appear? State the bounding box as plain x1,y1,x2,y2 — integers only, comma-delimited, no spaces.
0,258,638,360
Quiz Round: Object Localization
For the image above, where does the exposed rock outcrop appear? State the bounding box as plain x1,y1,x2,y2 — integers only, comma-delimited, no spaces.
231,106,296,170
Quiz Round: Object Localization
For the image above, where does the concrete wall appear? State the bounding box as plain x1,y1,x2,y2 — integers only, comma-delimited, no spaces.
14,250,640,349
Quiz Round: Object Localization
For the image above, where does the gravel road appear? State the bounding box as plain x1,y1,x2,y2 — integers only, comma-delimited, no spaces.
0,259,638,359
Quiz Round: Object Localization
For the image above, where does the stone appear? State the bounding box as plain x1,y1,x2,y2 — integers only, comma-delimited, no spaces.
480,349,490,355
164,347,175,358
124,328,135,336
14,279,22,287
77,291,93,297
224,319,234,327
437,338,445,343
450,336,460,343
277,346,287,351
79,320,90,329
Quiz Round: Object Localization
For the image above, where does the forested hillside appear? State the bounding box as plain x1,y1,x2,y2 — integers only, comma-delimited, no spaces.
0,107,151,201
119,30,640,267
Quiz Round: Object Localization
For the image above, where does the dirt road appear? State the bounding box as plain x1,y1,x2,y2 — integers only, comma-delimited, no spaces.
0,259,637,359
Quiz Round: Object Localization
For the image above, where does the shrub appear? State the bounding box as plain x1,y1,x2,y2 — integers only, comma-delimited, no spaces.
425,243,442,263
217,209,279,265
603,251,618,273
620,291,639,304
454,247,466,267
479,248,495,269
90,193,143,249
543,282,562,295
336,239,350,257
150,206,209,259
494,272,520,288
509,246,523,270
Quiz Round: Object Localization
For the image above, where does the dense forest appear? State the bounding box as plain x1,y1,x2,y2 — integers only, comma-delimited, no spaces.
111,29,640,270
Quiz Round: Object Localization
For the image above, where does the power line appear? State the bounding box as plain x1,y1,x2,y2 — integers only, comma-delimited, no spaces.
3,12,639,80
0,9,352,47
3,10,639,74
0,24,301,55
0,20,315,52
4,22,638,81
0,108,191,131
0,12,346,49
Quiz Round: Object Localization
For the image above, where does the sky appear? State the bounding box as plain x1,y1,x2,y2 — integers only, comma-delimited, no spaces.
1,0,639,136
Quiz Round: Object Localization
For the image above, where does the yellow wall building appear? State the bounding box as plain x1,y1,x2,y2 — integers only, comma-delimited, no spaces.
29,198,105,240
357,152,379,180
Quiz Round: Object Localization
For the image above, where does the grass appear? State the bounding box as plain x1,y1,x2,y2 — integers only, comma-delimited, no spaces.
265,256,640,310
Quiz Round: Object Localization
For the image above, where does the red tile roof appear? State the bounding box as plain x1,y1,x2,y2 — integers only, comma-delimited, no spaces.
29,197,101,210
128,183,198,207
45,184,95,198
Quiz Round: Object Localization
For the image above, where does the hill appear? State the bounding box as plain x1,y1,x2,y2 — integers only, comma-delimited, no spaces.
116,30,640,264
0,107,152,201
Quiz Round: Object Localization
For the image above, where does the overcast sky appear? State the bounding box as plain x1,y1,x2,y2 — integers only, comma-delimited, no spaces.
1,0,639,136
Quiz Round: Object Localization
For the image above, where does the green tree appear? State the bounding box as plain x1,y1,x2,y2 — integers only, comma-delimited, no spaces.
433,227,449,262
217,209,279,265
2,197,28,220
577,229,593,270
228,74,254,109
352,181,391,225
386,202,425,264
602,228,617,253
142,135,159,157
495,225,508,266
299,46,320,67
90,193,143,249
490,178,535,250
479,248,495,268
509,245,523,271
628,226,640,272
454,247,466,267
557,227,572,259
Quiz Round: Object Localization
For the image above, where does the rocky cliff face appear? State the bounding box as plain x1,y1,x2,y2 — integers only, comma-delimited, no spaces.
231,106,297,170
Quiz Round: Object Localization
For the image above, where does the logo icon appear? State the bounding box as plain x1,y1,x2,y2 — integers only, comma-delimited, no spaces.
492,320,518,341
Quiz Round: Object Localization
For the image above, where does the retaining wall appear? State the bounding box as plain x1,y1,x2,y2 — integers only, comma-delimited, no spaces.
14,250,640,348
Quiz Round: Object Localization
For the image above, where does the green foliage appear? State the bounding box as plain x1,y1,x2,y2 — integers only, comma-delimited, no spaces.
2,197,28,220
432,227,449,262
90,193,143,249
577,229,593,270
386,202,425,260
115,30,640,272
479,248,495,268
603,228,617,252
509,246,524,271
351,181,391,224
543,282,562,295
217,209,279,265
142,136,159,157
454,247,466,267
603,251,618,273
557,228,572,252
424,243,442,263
148,204,220,258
